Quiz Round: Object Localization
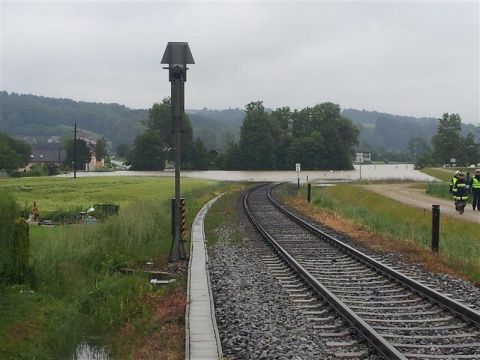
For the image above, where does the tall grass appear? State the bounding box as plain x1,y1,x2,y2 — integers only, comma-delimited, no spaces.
426,181,451,200
298,184,480,282
0,176,232,358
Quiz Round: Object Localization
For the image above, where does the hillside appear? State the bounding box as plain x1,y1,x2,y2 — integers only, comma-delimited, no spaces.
1,92,478,154
187,108,243,150
343,109,478,152
0,92,242,150
0,91,147,147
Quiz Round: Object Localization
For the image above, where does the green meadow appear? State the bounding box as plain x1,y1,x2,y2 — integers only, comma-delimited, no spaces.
289,183,480,283
0,176,233,359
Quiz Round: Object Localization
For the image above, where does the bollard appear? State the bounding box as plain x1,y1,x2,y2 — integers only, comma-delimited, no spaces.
431,205,440,252
297,177,300,189
307,183,311,203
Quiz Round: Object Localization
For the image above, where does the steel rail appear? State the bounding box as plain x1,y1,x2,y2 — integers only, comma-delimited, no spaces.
267,183,480,327
243,185,407,360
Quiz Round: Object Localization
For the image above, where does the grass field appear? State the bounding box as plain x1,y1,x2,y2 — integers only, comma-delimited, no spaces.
421,167,474,182
284,183,480,284
0,176,234,359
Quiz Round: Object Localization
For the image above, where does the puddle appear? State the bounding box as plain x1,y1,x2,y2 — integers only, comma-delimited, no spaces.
73,342,109,360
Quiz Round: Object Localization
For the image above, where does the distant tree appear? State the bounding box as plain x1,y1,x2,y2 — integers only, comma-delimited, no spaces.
286,133,325,170
270,107,292,169
144,99,172,146
0,132,31,171
431,113,464,165
271,106,292,136
415,150,435,169
217,130,235,151
230,101,358,171
127,130,166,171
192,138,209,170
464,132,480,166
0,142,22,171
95,137,108,161
407,137,431,159
289,103,358,170
324,109,359,169
222,143,242,170
130,98,196,170
64,138,92,170
116,144,130,158
239,101,278,170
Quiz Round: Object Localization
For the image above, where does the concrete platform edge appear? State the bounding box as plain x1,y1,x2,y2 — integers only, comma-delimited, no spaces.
185,194,224,360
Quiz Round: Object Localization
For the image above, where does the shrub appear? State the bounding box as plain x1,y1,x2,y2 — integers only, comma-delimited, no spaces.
0,191,19,283
11,218,30,284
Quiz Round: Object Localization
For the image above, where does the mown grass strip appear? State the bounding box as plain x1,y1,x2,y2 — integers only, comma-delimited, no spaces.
204,184,248,247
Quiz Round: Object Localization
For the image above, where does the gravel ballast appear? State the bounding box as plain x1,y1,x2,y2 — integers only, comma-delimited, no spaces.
207,189,480,359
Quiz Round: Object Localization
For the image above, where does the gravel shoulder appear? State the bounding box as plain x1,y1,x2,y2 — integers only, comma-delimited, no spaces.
361,183,480,223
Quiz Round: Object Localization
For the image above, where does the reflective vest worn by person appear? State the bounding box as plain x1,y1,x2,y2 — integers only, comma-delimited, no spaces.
449,171,460,194
469,169,480,210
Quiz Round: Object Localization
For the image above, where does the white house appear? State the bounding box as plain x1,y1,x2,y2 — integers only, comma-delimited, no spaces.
85,153,104,171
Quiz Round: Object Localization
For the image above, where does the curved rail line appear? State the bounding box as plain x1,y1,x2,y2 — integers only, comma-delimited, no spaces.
243,183,480,359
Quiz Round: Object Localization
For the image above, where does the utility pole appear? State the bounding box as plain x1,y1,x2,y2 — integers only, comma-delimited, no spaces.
73,121,77,179
161,42,194,261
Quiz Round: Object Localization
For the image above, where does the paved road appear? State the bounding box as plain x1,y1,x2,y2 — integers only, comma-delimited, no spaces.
363,183,480,224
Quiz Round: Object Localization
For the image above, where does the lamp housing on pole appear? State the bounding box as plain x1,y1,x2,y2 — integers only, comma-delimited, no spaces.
161,42,194,82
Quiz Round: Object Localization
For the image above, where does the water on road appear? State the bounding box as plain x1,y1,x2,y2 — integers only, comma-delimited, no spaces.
60,164,436,183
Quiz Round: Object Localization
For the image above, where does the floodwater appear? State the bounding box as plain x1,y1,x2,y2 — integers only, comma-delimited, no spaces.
73,342,108,360
59,164,437,183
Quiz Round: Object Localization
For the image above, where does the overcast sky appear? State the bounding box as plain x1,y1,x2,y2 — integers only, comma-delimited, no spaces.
1,0,479,124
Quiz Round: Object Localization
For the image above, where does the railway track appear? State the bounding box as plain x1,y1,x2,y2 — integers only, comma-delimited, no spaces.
244,183,480,359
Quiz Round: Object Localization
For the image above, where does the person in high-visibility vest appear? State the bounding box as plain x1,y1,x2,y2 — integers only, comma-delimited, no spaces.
449,170,460,194
469,168,480,211
452,172,469,214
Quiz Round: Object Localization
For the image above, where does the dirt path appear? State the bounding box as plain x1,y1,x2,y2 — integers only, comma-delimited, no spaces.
362,183,480,224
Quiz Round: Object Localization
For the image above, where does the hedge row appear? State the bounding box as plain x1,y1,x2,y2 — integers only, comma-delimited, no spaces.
0,191,30,284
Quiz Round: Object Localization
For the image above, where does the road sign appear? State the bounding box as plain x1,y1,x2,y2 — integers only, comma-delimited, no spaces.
296,163,301,172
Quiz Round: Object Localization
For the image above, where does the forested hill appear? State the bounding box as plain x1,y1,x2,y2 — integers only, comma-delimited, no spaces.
343,109,478,152
0,92,243,150
0,91,147,147
1,92,477,153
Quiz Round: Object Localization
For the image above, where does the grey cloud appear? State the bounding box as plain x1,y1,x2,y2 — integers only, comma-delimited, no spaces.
1,1,478,123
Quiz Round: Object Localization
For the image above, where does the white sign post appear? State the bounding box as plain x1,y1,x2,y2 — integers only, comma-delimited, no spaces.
296,163,301,188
